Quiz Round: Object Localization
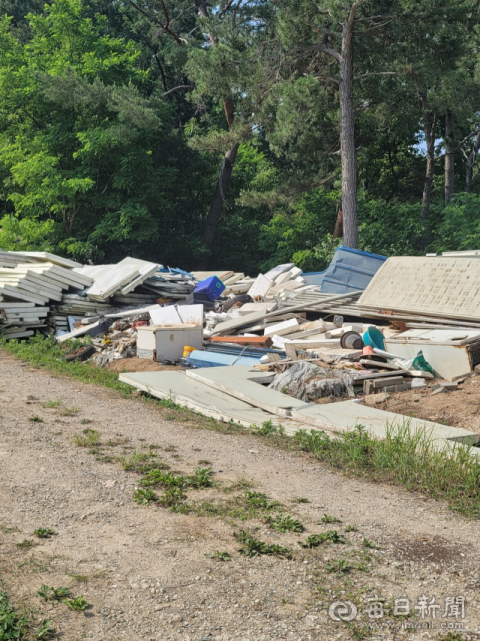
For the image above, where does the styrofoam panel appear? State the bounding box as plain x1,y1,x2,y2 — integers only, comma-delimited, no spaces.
358,256,480,321
9,251,82,268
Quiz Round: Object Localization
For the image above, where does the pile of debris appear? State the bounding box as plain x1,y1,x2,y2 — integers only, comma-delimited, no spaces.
3,246,480,413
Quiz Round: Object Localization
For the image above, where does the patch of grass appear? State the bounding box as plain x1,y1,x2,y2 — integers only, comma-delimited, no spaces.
16,539,36,549
205,550,232,562
119,451,168,473
34,618,56,640
244,491,281,510
38,585,71,601
158,397,179,410
300,531,346,548
62,596,89,611
133,488,158,505
61,406,80,417
1,334,132,393
159,487,187,508
80,419,92,425
73,428,100,447
235,530,292,558
68,574,88,583
293,422,480,518
267,514,305,533
222,477,257,493
251,420,285,436
189,467,214,488
320,514,342,524
34,528,57,539
325,559,353,575
292,497,309,503
0,588,27,639
29,416,43,423
41,400,61,408
345,525,357,532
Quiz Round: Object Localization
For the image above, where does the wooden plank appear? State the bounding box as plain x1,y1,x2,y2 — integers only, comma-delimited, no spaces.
284,343,298,361
210,336,273,348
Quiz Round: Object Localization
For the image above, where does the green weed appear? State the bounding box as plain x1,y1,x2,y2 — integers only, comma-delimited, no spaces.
61,406,80,416
292,497,309,503
73,428,100,447
320,514,341,524
300,531,346,548
222,477,257,493
41,400,61,408
244,491,281,510
251,420,285,436
267,514,305,533
133,488,158,505
29,416,43,423
16,539,36,549
235,530,292,558
35,618,56,640
189,467,214,488
119,451,168,473
34,528,57,539
345,525,357,532
362,538,375,548
63,596,89,611
38,585,71,601
326,559,353,575
80,419,92,425
158,487,187,508
0,589,27,639
205,551,231,562
140,470,186,488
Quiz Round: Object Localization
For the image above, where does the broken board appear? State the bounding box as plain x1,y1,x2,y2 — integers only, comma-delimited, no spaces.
119,371,307,436
186,366,478,444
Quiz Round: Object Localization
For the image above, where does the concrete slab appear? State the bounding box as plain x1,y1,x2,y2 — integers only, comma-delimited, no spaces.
118,371,306,435
186,366,478,444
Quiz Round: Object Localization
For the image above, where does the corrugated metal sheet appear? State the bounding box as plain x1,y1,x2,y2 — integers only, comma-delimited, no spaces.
358,256,480,321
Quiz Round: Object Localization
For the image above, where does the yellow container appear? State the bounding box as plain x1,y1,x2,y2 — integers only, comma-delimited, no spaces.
183,345,196,358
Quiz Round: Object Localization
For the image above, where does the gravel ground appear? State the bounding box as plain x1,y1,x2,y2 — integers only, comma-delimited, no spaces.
1,348,480,641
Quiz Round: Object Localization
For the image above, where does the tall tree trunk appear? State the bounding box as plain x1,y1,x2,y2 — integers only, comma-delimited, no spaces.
444,110,455,205
465,130,480,192
339,3,358,248
420,98,438,222
202,142,239,251
194,1,238,265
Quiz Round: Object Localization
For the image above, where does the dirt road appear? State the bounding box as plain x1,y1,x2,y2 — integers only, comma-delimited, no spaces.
1,349,480,641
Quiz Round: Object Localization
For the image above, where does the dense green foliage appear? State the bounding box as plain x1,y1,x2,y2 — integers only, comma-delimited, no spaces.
0,0,480,271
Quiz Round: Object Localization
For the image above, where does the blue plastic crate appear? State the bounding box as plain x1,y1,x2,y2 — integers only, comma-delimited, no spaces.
194,275,226,300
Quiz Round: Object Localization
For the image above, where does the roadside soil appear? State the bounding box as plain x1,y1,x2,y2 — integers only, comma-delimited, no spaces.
378,373,480,434
1,349,480,641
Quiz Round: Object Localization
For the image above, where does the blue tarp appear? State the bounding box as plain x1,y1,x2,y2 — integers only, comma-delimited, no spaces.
303,245,387,294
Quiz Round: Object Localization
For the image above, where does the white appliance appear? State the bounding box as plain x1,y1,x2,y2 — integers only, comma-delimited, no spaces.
385,329,480,381
137,324,203,362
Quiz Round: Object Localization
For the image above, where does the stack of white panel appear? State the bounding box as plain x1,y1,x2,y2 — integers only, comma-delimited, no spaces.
0,261,94,337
